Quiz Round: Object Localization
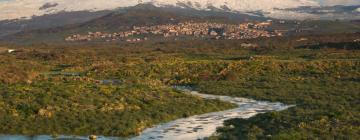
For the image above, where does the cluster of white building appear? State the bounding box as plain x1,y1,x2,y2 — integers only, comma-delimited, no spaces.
65,21,281,42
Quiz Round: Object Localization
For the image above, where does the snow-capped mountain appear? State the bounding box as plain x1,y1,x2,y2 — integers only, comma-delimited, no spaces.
151,0,319,11
0,0,359,21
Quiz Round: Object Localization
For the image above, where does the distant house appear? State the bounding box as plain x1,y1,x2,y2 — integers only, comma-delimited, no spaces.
209,31,218,36
208,28,225,36
297,38,308,42
241,43,258,48
8,49,16,53
255,22,271,28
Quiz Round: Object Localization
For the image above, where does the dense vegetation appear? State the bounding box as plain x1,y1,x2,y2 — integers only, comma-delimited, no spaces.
0,44,236,136
0,33,359,138
202,60,360,139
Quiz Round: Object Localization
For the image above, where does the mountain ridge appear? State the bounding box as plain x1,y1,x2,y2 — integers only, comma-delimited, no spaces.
0,3,271,39
0,0,345,21
0,4,267,43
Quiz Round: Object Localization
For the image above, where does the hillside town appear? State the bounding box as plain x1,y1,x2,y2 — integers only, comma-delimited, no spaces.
65,21,282,42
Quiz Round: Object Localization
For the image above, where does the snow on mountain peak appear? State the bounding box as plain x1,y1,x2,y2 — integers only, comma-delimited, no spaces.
356,8,360,12
0,0,358,21
0,0,140,20
151,0,319,11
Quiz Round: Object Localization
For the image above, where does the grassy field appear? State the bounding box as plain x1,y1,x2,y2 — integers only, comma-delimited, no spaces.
0,34,359,138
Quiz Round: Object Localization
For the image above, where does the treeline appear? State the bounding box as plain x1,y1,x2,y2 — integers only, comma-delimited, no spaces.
298,42,360,50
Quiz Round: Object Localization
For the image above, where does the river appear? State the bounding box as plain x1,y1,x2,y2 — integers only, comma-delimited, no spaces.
0,86,293,140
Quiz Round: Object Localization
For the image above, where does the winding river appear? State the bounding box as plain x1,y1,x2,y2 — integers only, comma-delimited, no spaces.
0,87,293,140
